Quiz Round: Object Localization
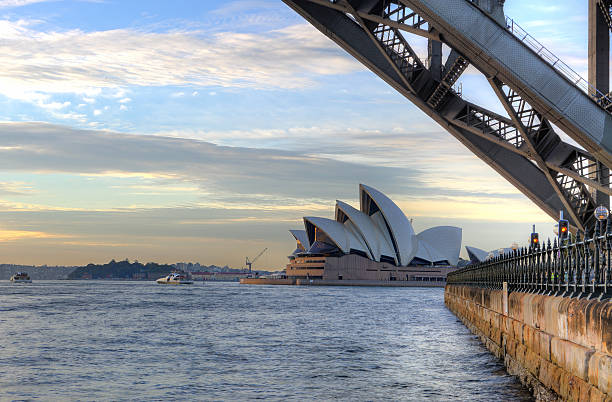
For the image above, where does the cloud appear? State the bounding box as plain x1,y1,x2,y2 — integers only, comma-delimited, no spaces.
154,124,519,199
0,20,362,104
0,121,541,218
0,0,49,8
0,181,35,196
0,123,553,266
0,122,420,204
0,229,61,241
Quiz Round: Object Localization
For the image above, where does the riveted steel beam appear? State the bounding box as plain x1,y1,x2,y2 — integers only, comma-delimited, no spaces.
489,77,598,230
597,0,612,31
284,0,612,230
401,0,612,170
282,0,576,226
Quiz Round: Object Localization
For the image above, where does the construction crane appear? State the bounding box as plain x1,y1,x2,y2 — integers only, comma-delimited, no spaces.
245,248,267,274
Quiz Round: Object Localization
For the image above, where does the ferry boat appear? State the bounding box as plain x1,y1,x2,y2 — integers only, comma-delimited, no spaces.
10,272,32,283
156,272,193,285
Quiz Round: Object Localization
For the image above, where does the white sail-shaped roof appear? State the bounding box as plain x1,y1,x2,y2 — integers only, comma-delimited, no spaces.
303,217,370,256
415,226,462,265
465,246,489,263
359,184,417,266
335,200,393,262
289,229,310,251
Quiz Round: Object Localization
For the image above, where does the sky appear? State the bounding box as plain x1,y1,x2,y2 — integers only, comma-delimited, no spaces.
0,0,595,268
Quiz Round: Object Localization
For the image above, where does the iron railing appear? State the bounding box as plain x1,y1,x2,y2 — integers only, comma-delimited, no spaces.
447,218,612,300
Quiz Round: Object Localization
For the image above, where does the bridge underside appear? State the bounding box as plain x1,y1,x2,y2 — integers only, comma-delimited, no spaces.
283,0,612,232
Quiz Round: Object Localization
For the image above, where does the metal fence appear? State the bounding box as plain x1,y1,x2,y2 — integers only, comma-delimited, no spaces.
447,219,612,300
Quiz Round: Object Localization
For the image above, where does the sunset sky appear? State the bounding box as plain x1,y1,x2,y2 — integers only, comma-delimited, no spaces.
0,0,592,268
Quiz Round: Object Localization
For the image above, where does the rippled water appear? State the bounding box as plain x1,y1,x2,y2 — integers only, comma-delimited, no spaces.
0,281,532,401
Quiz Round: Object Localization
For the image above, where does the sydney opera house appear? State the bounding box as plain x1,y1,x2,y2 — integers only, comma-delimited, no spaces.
285,184,462,283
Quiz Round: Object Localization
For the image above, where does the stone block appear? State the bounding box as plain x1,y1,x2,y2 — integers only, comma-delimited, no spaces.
590,386,607,402
515,343,527,365
539,331,552,361
492,327,501,345
550,365,563,395
587,352,612,396
578,378,592,402
489,289,504,313
512,320,524,343
508,292,524,322
541,296,567,339
602,303,612,355
524,350,541,377
539,360,551,387
566,298,590,347
527,294,545,330
539,360,562,394
523,324,538,354
559,371,571,400
507,338,517,359
551,337,593,382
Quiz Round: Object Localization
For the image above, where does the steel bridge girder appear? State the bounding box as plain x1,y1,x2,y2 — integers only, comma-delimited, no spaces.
283,0,582,228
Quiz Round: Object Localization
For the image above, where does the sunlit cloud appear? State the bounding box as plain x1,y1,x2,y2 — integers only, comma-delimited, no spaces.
0,229,63,241
0,20,362,106
0,122,547,225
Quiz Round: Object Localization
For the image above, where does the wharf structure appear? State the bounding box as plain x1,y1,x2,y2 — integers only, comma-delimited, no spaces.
242,184,463,286
446,232,612,400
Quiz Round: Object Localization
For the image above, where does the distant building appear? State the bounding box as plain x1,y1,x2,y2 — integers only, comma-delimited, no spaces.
285,184,462,283
465,246,515,264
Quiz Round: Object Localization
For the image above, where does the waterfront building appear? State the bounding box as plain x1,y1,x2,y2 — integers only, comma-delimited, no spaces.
286,184,462,283
465,246,515,264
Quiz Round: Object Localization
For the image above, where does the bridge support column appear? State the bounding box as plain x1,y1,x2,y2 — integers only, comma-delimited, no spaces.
589,0,610,208
428,38,442,81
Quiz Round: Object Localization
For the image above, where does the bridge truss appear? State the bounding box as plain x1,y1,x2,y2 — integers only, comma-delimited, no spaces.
283,0,612,232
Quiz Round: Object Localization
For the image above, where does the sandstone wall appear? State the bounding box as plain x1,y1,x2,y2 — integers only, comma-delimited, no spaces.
445,285,612,401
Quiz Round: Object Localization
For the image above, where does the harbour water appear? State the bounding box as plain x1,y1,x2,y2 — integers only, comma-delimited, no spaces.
0,281,531,400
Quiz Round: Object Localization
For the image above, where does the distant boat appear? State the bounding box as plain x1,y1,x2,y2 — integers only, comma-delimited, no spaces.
156,272,193,285
10,272,32,283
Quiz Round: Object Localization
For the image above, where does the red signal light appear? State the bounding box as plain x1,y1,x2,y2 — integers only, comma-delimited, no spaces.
558,219,570,241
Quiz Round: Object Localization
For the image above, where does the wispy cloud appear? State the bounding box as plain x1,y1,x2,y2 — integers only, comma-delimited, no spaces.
0,0,50,8
0,122,419,204
0,229,62,241
0,122,543,220
0,20,362,105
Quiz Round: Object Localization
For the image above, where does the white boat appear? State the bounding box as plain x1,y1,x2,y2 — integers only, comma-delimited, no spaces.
10,272,32,283
156,272,193,285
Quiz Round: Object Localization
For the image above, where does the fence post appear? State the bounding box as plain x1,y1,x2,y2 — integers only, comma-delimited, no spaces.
503,281,508,315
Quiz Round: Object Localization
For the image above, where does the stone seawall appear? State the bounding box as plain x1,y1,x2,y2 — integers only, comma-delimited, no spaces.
445,285,612,401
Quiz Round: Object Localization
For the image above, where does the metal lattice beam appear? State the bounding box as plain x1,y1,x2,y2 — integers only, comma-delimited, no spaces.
597,0,612,30
283,0,612,230
489,78,598,230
